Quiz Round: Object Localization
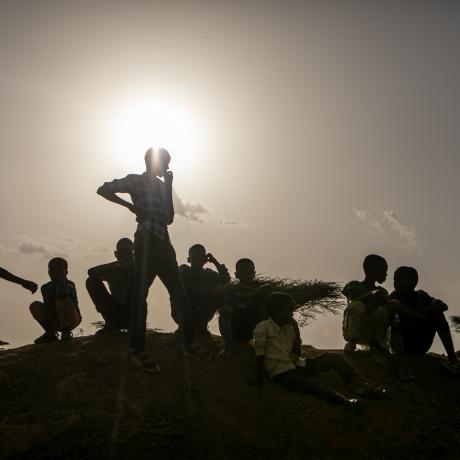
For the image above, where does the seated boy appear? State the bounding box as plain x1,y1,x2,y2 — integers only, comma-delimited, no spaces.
217,258,270,356
86,238,134,334
342,254,392,354
254,292,386,407
179,244,230,335
29,257,81,344
0,267,37,294
390,266,457,365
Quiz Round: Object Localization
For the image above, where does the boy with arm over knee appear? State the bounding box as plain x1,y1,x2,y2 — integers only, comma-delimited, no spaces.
86,238,134,334
390,266,457,366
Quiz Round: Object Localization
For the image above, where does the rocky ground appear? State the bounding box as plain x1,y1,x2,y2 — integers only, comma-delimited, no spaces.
1,331,459,460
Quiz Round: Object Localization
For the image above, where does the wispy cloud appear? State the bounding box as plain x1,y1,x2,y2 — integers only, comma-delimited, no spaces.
173,190,243,227
353,209,419,249
14,234,80,259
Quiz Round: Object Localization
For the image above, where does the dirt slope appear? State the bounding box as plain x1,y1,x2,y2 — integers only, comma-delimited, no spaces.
1,331,459,460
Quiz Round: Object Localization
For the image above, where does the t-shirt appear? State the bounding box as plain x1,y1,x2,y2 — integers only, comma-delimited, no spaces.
179,264,230,304
342,281,389,313
41,280,80,316
253,318,299,378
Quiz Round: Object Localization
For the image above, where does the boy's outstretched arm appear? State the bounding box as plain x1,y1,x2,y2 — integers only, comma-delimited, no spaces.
0,267,38,293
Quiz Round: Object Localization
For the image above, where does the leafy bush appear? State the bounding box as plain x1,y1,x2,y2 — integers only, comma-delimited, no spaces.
256,276,345,326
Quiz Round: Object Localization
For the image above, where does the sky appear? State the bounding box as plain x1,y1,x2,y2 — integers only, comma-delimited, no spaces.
1,0,459,352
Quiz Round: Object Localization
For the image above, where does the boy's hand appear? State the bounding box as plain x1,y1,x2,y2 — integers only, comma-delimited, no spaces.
22,280,38,294
164,170,174,185
128,205,151,221
207,253,219,266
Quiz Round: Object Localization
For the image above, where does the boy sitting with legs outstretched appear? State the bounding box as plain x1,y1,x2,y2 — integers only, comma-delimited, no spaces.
254,292,386,407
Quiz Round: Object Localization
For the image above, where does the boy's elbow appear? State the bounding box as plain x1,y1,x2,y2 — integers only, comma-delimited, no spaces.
97,184,109,197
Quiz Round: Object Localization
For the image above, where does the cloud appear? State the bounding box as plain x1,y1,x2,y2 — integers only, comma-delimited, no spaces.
353,209,419,249
173,190,243,226
90,244,110,254
14,235,80,259
173,191,209,223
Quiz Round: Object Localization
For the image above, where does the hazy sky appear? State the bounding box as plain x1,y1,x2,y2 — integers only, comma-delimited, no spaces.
1,1,459,352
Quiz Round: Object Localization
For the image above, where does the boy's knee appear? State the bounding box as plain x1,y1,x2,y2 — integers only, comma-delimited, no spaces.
29,301,43,315
86,276,98,291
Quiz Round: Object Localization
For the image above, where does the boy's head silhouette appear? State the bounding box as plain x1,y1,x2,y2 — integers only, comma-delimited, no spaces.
393,266,418,294
363,254,388,284
235,258,256,285
145,147,171,178
188,244,207,270
48,257,68,282
266,292,295,326
115,238,134,264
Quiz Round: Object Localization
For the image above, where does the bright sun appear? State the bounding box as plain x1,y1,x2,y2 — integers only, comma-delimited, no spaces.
111,95,202,170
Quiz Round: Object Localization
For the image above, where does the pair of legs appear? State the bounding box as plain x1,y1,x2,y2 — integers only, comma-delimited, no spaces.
130,231,193,356
86,277,130,330
343,301,391,352
190,289,223,334
273,353,384,405
392,311,457,362
29,298,81,343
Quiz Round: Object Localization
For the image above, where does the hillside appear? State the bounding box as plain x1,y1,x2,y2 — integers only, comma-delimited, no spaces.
1,331,459,460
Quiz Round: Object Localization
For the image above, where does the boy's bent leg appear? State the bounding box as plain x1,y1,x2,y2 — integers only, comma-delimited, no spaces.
274,370,351,405
301,353,356,382
434,313,457,362
130,231,157,353
86,277,119,326
55,298,81,332
30,301,59,343
344,301,369,345
370,305,391,346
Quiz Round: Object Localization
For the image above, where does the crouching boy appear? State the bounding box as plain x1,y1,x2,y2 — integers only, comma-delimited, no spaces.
29,257,81,344
253,292,386,407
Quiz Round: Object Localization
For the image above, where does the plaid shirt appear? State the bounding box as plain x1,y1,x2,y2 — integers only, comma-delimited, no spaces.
103,173,172,241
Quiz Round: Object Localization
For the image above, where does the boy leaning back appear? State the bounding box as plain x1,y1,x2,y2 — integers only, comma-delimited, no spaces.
253,292,386,407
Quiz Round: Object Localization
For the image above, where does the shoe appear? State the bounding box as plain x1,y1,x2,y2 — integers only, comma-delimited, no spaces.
95,325,117,336
344,341,356,355
130,351,160,374
34,332,58,344
60,331,73,341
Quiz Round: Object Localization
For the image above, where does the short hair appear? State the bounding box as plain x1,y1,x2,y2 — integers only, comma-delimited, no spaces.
266,292,295,316
116,238,134,251
363,254,387,272
48,257,68,271
235,258,255,271
189,244,206,255
144,147,171,166
394,266,418,286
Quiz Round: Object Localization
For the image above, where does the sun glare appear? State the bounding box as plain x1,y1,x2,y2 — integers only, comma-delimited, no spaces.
111,96,202,171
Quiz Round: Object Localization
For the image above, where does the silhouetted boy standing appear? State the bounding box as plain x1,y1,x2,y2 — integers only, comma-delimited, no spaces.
97,148,207,372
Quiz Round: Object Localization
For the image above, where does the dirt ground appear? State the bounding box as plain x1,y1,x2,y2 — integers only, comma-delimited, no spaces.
1,330,459,460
